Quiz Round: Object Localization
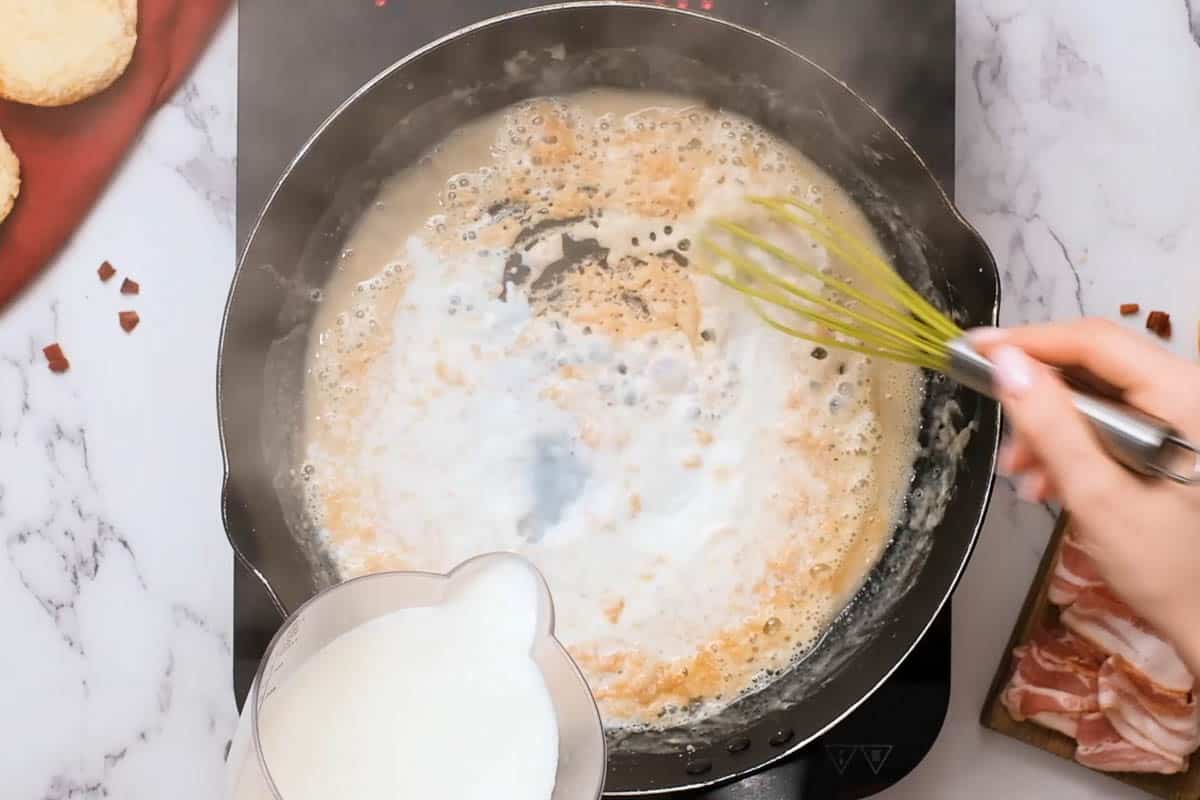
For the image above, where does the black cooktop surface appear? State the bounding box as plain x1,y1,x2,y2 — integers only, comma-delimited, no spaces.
234,2,955,797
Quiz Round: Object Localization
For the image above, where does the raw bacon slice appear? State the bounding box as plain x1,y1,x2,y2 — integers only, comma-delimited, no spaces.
1047,533,1105,606
1098,656,1200,761
1001,637,1100,732
1002,692,1081,738
1029,711,1080,739
1030,626,1105,674
1017,638,1100,702
1061,589,1195,694
1001,677,1080,738
1075,712,1186,774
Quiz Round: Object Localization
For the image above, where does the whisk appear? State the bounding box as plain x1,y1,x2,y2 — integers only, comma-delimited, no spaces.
699,196,1200,485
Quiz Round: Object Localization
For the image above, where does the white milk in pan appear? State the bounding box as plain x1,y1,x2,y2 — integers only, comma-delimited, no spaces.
232,559,559,800
301,90,924,728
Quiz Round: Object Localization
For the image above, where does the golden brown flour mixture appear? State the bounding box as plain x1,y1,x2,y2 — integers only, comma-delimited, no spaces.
300,90,923,728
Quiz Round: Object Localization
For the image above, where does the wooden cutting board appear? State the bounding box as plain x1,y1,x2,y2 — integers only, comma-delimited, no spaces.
980,513,1200,799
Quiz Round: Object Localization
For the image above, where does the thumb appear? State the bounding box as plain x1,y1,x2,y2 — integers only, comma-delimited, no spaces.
989,344,1129,511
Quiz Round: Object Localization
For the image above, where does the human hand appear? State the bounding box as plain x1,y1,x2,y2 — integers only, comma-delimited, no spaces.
972,319,1200,673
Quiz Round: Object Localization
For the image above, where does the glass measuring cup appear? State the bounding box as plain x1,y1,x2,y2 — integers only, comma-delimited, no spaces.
226,552,606,799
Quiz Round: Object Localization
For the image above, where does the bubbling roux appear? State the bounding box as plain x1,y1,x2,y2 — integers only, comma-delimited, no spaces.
301,90,924,728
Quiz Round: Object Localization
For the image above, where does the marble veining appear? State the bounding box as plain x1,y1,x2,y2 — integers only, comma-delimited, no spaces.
164,79,237,232
1,4,1197,799
0,13,238,800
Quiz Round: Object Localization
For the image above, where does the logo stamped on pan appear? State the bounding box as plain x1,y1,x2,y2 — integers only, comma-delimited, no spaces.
825,743,857,774
861,744,893,774
824,743,893,775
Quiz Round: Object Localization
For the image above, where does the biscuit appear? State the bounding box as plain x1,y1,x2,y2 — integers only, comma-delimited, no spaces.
0,0,138,107
0,129,19,225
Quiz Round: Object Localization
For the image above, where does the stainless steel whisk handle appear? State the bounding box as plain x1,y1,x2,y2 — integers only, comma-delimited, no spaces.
946,338,1200,485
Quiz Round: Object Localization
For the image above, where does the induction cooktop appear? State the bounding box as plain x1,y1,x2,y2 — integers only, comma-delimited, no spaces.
233,2,956,796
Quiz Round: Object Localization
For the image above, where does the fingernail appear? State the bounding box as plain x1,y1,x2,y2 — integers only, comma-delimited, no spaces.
992,345,1034,395
968,326,1005,345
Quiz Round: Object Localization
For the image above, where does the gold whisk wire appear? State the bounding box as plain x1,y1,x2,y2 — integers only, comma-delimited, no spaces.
698,196,961,372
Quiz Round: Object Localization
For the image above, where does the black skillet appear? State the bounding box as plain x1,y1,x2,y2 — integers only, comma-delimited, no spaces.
218,3,1001,794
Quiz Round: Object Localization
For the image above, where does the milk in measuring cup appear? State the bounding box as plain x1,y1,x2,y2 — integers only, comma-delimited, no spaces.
230,560,559,800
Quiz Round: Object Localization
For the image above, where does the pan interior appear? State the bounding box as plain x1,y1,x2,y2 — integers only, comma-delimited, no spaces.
296,86,938,733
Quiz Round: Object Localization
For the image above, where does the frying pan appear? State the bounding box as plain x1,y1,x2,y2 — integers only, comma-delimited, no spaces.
218,2,1001,794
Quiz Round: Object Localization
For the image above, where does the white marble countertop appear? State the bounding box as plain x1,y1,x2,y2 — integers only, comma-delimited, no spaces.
2,3,1198,798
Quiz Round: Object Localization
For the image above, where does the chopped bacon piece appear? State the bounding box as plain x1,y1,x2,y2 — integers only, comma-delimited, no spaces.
98,261,116,281
1061,589,1194,694
42,343,70,372
120,277,139,295
118,311,140,332
1119,303,1139,316
1075,712,1186,774
1047,533,1105,606
1146,310,1171,338
1099,656,1200,761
